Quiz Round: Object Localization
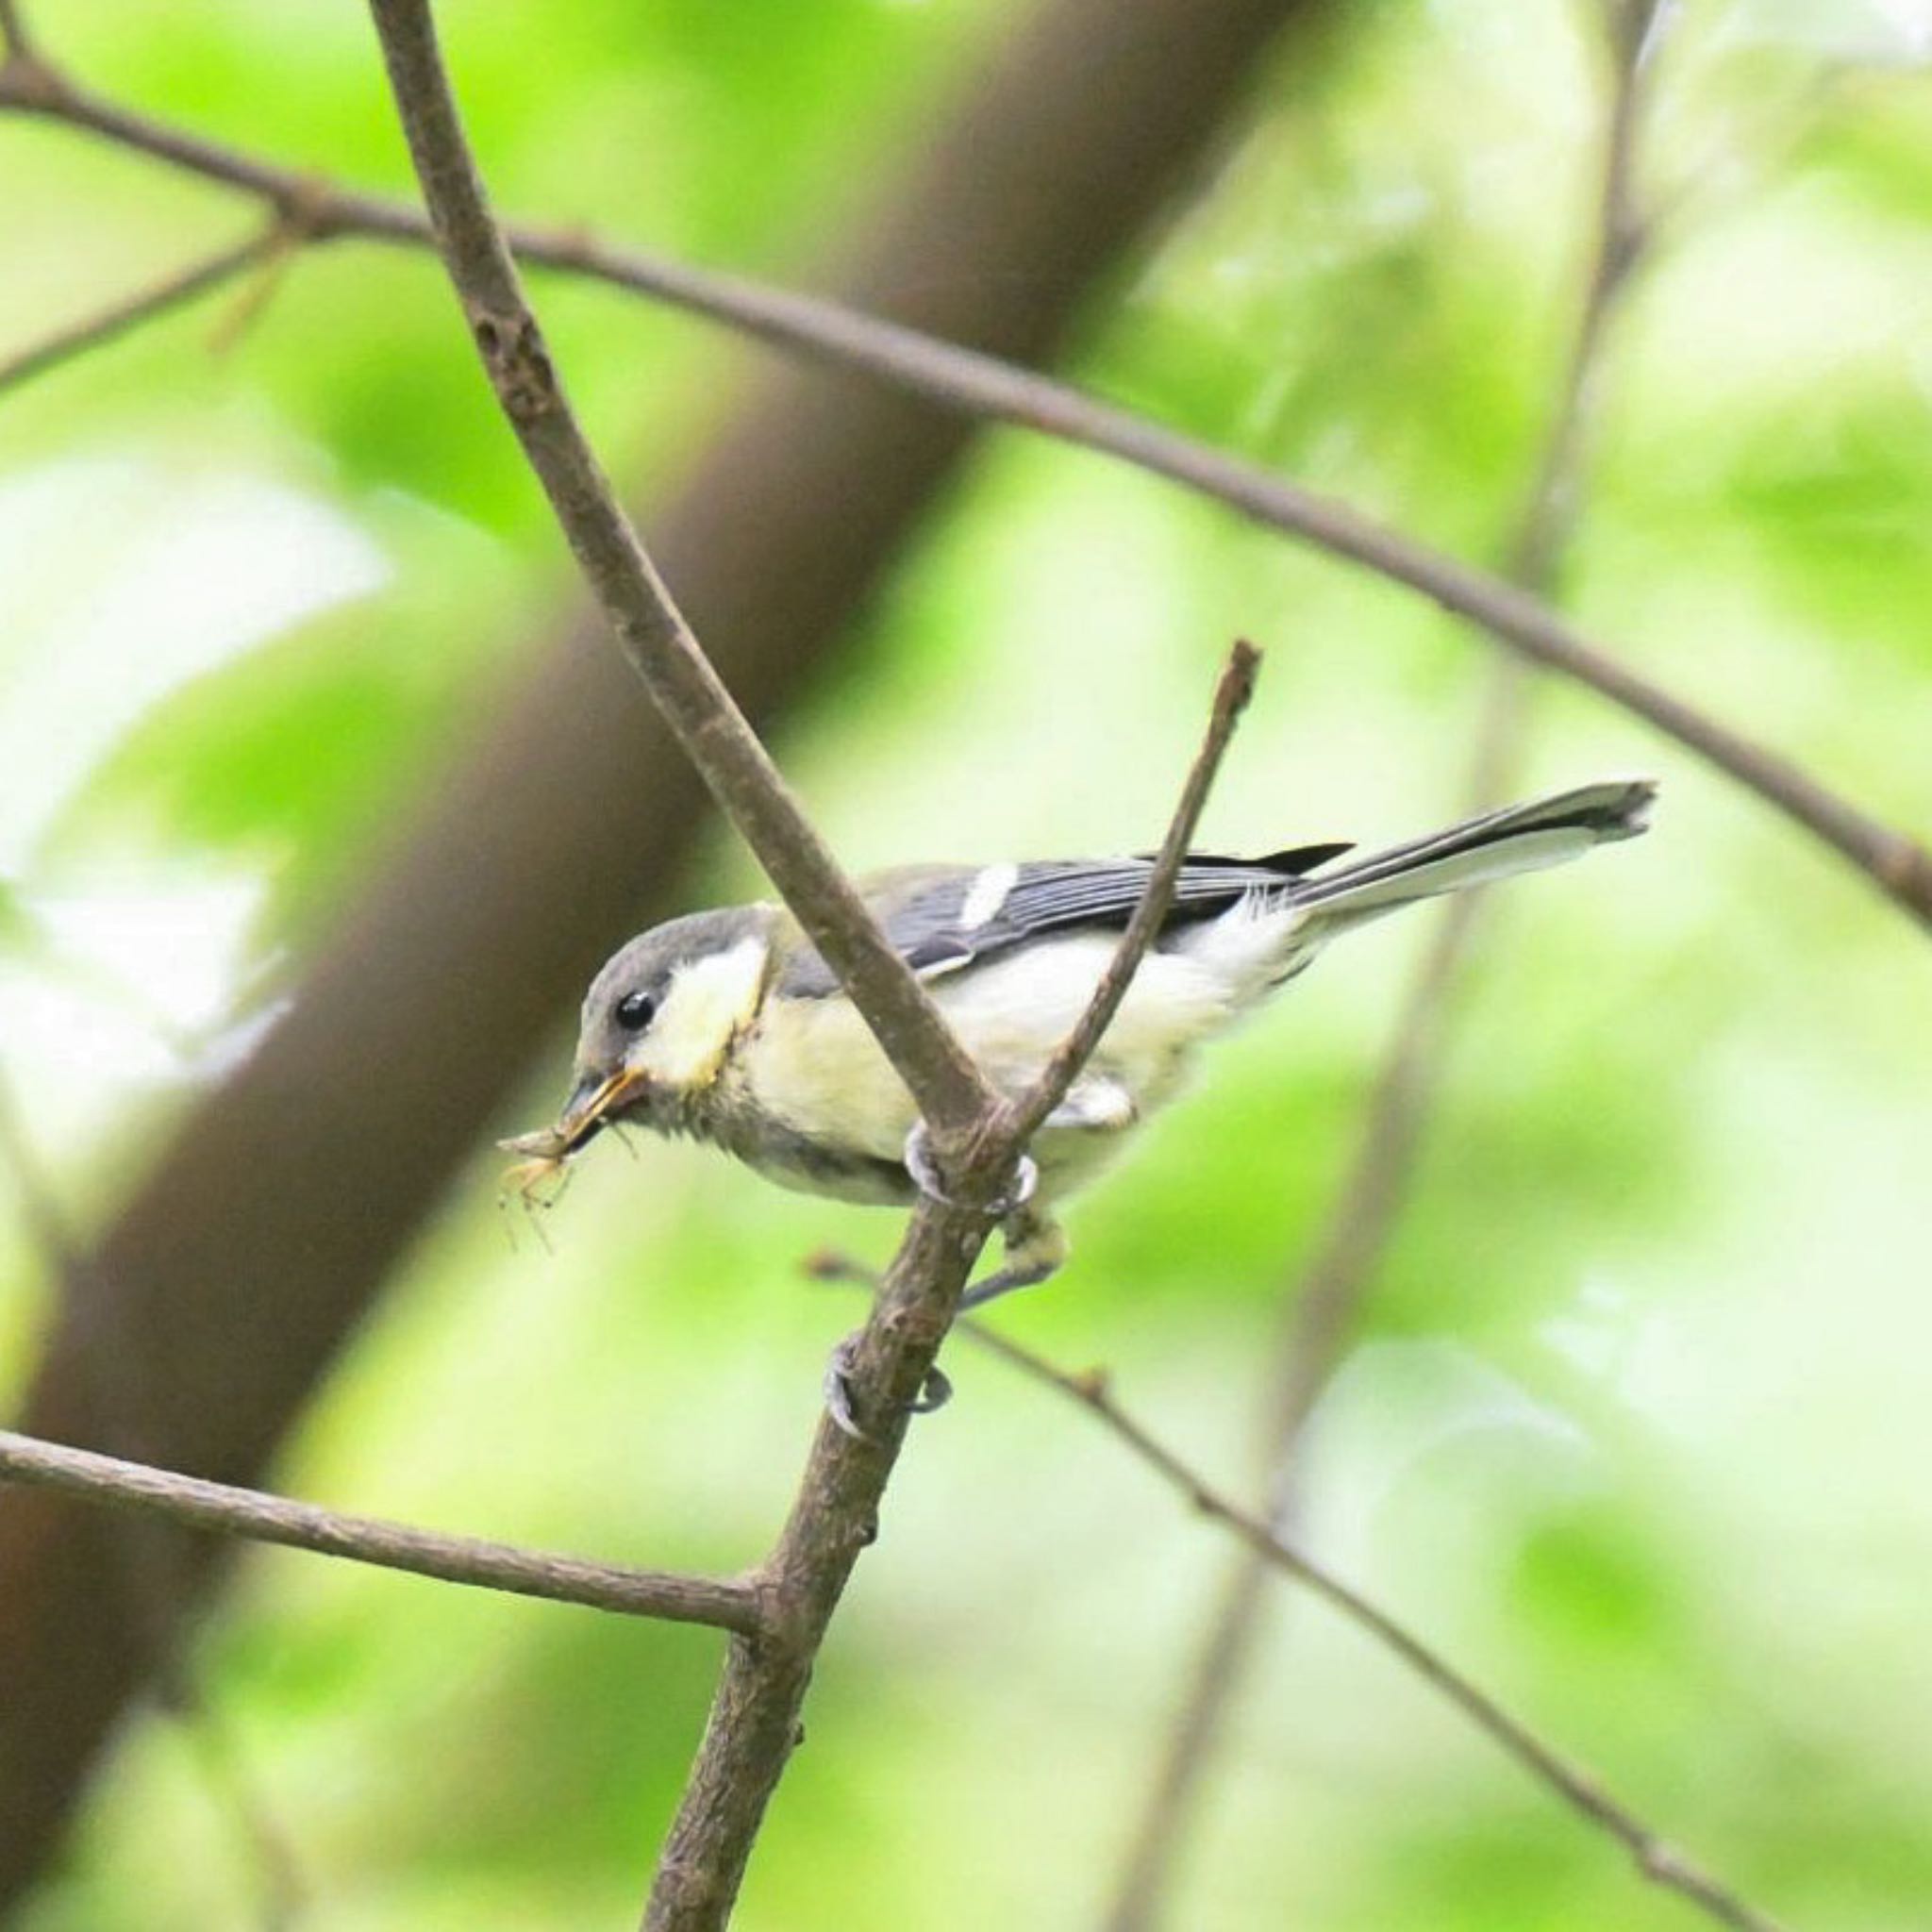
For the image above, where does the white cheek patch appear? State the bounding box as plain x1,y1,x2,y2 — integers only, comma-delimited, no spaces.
633,936,770,1089
958,862,1018,931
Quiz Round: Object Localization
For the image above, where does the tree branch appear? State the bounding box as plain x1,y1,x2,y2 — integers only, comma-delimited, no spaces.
0,1428,762,1634
362,1,999,1158
2,49,1927,930
358,7,1268,1925
998,639,1260,1151
0,0,1311,1905
0,228,279,400
647,641,1258,1931
0,0,35,63
1106,6,1675,1919
967,1323,1790,1932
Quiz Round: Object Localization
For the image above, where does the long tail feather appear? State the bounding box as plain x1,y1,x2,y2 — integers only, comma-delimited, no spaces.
1292,778,1655,929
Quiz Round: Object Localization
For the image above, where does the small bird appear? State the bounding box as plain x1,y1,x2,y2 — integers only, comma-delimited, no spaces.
508,779,1653,1384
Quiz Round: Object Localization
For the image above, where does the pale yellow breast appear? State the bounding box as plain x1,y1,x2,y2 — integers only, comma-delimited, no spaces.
737,935,1244,1180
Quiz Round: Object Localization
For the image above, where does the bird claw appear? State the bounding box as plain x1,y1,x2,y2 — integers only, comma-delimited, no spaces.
910,1362,954,1414
823,1331,954,1442
902,1122,1038,1218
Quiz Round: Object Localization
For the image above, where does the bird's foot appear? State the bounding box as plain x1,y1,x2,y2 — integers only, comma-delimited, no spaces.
823,1330,954,1443
902,1122,1038,1218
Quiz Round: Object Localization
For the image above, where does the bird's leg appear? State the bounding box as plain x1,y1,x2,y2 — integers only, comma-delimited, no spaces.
901,1121,1073,1311
957,1205,1068,1313
808,1183,1065,1440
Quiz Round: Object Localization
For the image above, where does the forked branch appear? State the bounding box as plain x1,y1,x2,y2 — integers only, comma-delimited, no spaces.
360,7,1268,1927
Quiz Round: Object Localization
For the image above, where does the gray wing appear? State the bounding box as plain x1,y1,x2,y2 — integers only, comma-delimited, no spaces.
777,843,1352,997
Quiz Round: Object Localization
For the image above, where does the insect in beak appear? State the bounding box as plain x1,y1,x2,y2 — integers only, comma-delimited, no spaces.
496,1068,647,1245
496,1064,650,1185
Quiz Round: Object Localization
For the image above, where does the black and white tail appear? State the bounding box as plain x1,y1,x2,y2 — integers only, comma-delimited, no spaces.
1292,778,1656,935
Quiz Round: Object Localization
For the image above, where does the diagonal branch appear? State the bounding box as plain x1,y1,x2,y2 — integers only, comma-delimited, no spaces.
968,1323,1790,1932
647,644,1257,1932
360,8,1255,1927
0,227,280,400
0,0,1307,1908
1,53,1926,929
0,1428,763,1633
363,3,998,1155
998,639,1260,1152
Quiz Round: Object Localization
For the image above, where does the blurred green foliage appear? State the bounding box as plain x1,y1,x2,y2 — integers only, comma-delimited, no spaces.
3,1,1930,1928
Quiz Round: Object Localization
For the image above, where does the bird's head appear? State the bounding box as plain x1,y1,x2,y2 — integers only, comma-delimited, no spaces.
543,905,777,1151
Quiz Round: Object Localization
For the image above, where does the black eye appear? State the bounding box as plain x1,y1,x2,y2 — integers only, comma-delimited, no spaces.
614,990,658,1031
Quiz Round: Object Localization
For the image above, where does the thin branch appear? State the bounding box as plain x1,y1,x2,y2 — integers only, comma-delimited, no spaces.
361,30,1265,1915
1,61,1927,929
0,1428,762,1633
0,0,35,62
999,639,1260,1151
967,1323,1790,1932
3,15,1266,1909
1107,6,1670,1920
641,648,1257,1932
1099,796,1514,1930
359,6,1107,1925
0,228,279,401
362,0,995,1158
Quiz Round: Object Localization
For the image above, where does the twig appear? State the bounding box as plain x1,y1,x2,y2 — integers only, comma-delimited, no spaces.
0,58,1926,928
657,649,1259,1931
1100,810,1509,1929
0,1428,761,1633
998,639,1260,1151
205,196,329,358
362,1,995,1158
0,0,35,62
358,8,1245,1927
966,1323,1790,1932
363,30,1265,1919
1106,6,1670,1920
0,229,280,401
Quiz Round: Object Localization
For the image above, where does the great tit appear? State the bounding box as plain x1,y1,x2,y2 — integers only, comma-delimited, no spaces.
508,777,1654,1326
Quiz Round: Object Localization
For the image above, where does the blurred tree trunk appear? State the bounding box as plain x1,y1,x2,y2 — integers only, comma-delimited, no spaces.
0,0,1331,1907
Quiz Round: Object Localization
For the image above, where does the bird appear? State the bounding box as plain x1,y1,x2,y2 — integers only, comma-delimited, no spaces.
504,777,1654,1425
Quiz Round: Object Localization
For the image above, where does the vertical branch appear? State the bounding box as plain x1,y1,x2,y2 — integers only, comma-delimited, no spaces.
1101,4,1669,1924
644,649,1258,1932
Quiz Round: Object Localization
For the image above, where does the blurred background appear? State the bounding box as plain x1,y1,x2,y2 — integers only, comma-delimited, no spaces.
1,0,1929,1926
